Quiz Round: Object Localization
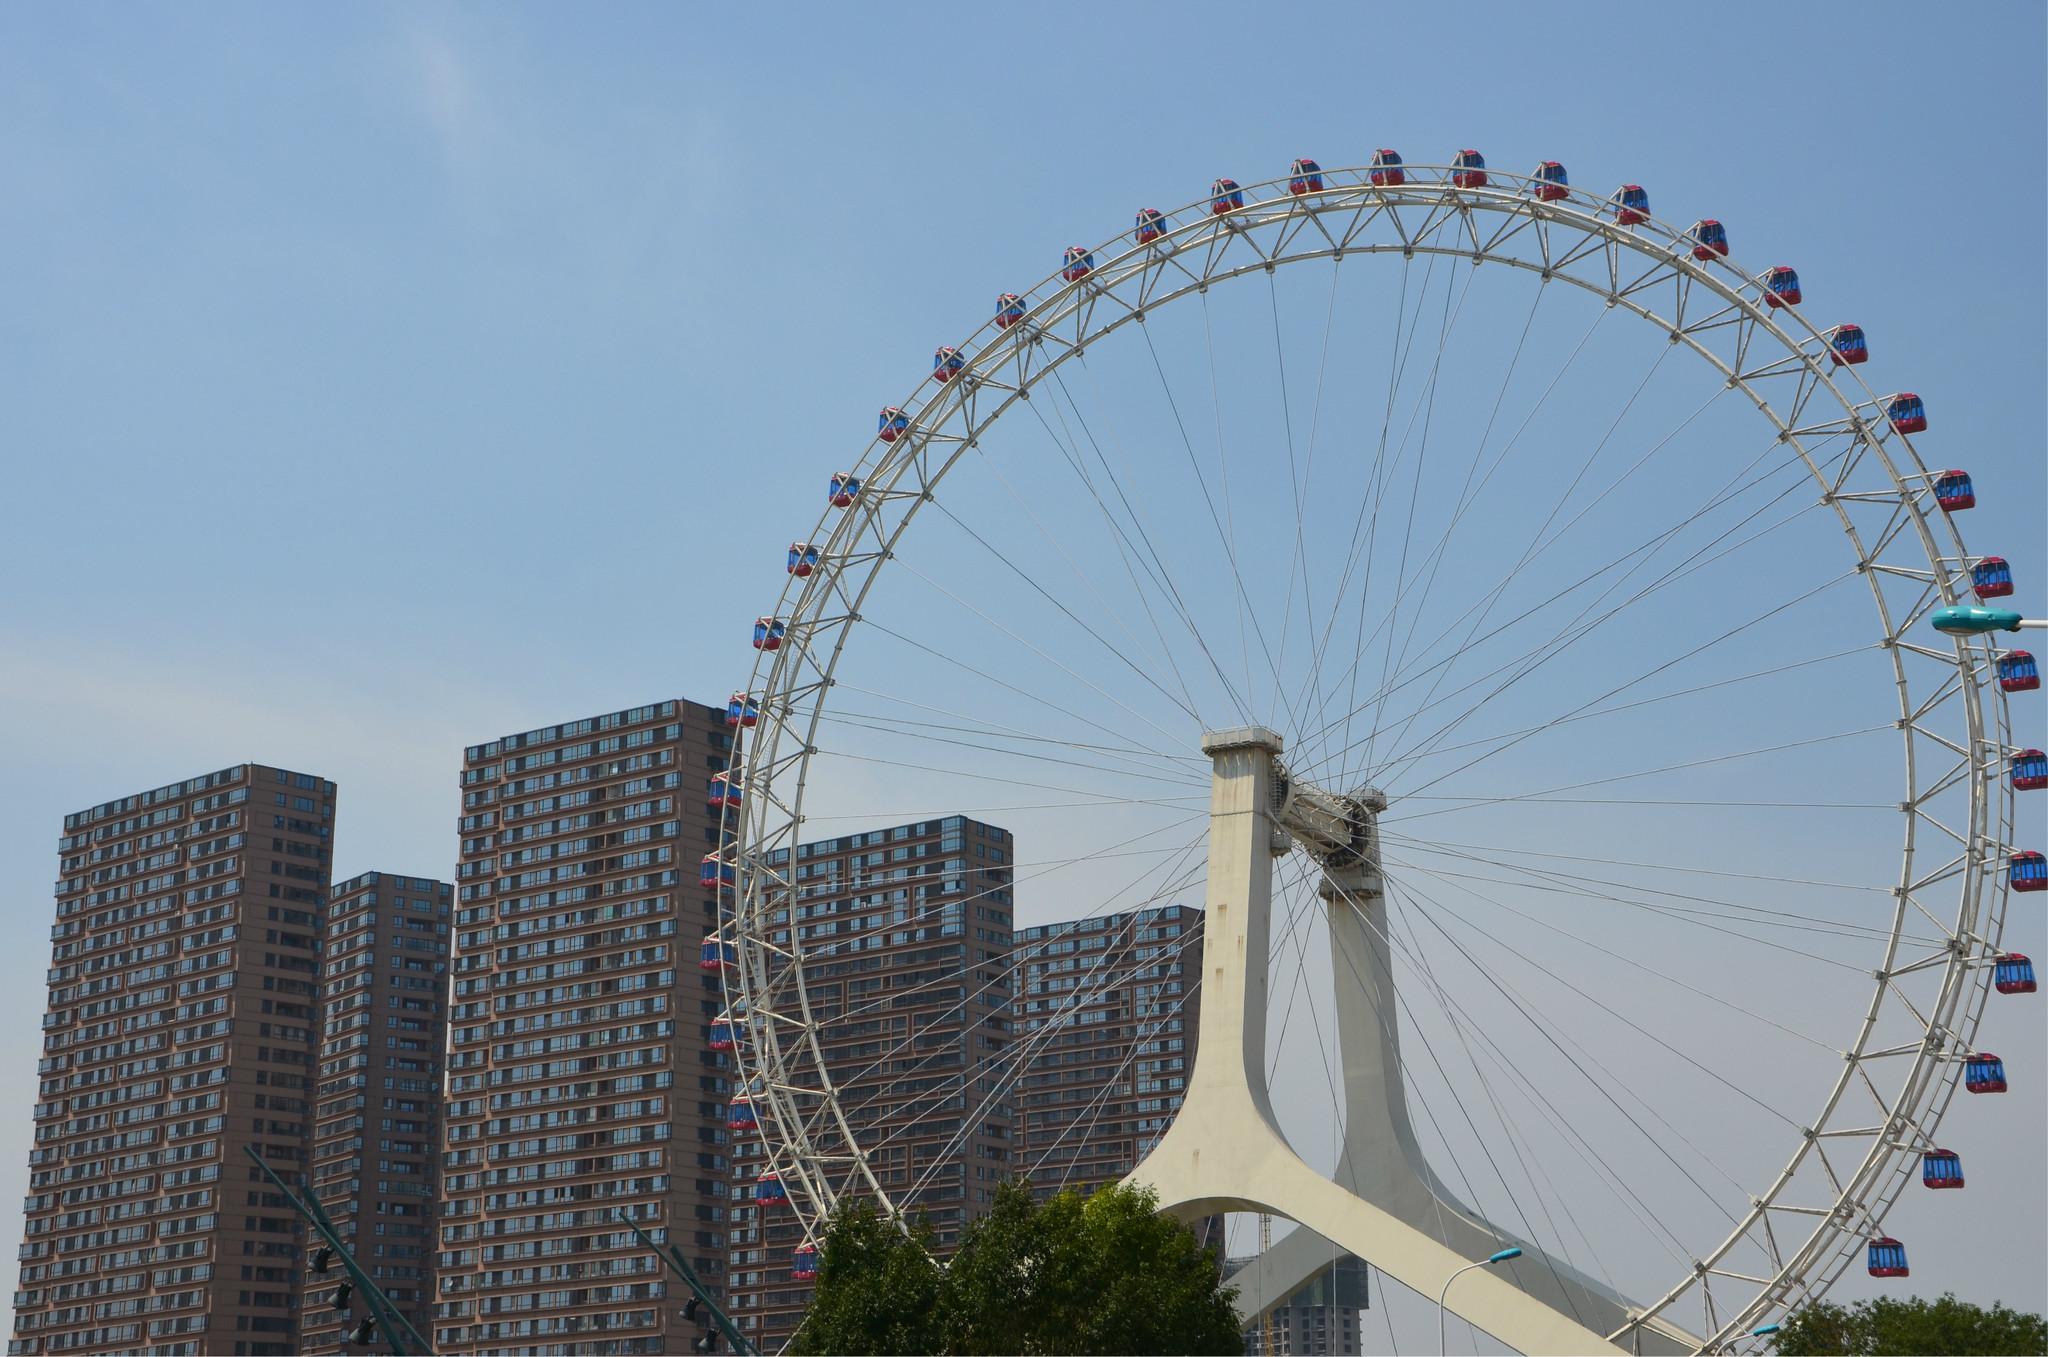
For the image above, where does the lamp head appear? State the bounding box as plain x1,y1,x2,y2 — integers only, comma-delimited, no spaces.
1486,1247,1523,1264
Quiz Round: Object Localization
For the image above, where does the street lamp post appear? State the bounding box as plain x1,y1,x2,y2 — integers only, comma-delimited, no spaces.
1438,1247,1522,1355
1929,606,2046,635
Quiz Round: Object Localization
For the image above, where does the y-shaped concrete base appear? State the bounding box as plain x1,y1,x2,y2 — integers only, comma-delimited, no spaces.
1127,728,1694,1355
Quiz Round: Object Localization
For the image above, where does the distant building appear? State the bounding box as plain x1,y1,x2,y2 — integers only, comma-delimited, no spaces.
435,699,738,1355
300,871,452,1349
1012,904,1204,1198
15,762,335,1357
724,814,1019,1345
1228,1253,1368,1356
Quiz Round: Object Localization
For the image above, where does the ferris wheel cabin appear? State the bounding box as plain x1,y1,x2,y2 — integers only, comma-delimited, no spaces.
1964,1053,2008,1094
1995,952,2038,992
1369,149,1405,186
1998,651,2040,692
707,775,739,810
1610,184,1649,224
1531,161,1570,201
1970,557,2014,599
1885,392,1927,434
932,347,963,383
1061,246,1094,282
995,293,1026,328
1135,208,1166,244
2012,749,2048,791
791,1247,819,1281
727,1098,757,1130
2010,854,2047,895
1452,149,1488,188
1689,219,1729,260
1828,324,1869,366
1209,179,1243,215
1763,266,1802,307
1867,1238,1910,1277
787,542,821,577
1933,469,1976,511
752,618,786,651
1920,1149,1964,1189
727,692,760,727
878,407,908,442
1289,159,1323,194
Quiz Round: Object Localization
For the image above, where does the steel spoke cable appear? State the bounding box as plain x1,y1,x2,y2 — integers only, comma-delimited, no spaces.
1145,311,1286,722
1295,268,1555,778
1050,355,1256,722
1289,249,1441,764
1299,409,1818,786
1367,871,1606,1280
814,846,1212,1178
1365,336,1676,790
856,604,1189,763
1352,645,1869,782
1196,286,1266,726
1362,507,1853,800
1301,394,1824,779
827,683,1196,768
815,745,1202,802
886,552,1191,756
1358,436,1844,790
1268,854,1494,1262
1394,874,1775,1210
1270,259,1345,746
1400,876,1753,1228
1363,863,1619,1312
1026,365,1224,718
1378,832,1928,951
1359,251,1474,774
1382,844,1870,1024
925,475,1200,724
1298,265,1593,774
821,709,1196,781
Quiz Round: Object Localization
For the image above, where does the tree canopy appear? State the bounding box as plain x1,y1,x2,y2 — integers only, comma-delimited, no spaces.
786,1179,1243,1355
1770,1292,2047,1356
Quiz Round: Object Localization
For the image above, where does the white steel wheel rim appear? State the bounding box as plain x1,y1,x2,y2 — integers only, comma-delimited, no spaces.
719,162,2017,1354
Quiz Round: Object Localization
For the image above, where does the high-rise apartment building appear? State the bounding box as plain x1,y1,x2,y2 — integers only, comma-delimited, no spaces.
1012,904,1204,1197
723,814,1018,1346
1230,1254,1367,1355
436,699,738,1356
14,762,335,1357
301,872,453,1350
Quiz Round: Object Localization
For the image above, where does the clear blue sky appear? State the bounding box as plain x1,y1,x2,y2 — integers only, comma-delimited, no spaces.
2,1,2041,1329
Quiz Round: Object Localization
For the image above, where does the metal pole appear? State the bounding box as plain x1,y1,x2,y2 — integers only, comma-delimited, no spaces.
241,1146,431,1355
1438,1259,1487,1357
615,1208,759,1356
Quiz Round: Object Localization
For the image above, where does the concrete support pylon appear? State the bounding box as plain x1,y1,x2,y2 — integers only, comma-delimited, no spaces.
1127,727,1685,1356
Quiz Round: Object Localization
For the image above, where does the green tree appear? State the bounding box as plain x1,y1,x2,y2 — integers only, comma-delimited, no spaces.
943,1179,1243,1355
1771,1292,2047,1356
791,1179,1243,1355
786,1198,943,1356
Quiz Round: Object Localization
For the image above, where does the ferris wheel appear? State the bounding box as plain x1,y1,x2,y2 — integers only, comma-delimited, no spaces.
711,152,2039,1354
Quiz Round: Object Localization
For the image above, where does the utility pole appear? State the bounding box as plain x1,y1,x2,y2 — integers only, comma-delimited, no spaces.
615,1209,759,1355
242,1146,430,1354
1259,1211,1276,1355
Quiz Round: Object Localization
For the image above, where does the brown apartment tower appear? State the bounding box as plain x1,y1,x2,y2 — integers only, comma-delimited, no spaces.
723,815,1019,1346
1010,903,1204,1198
300,871,453,1349
436,699,738,1356
13,762,335,1357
